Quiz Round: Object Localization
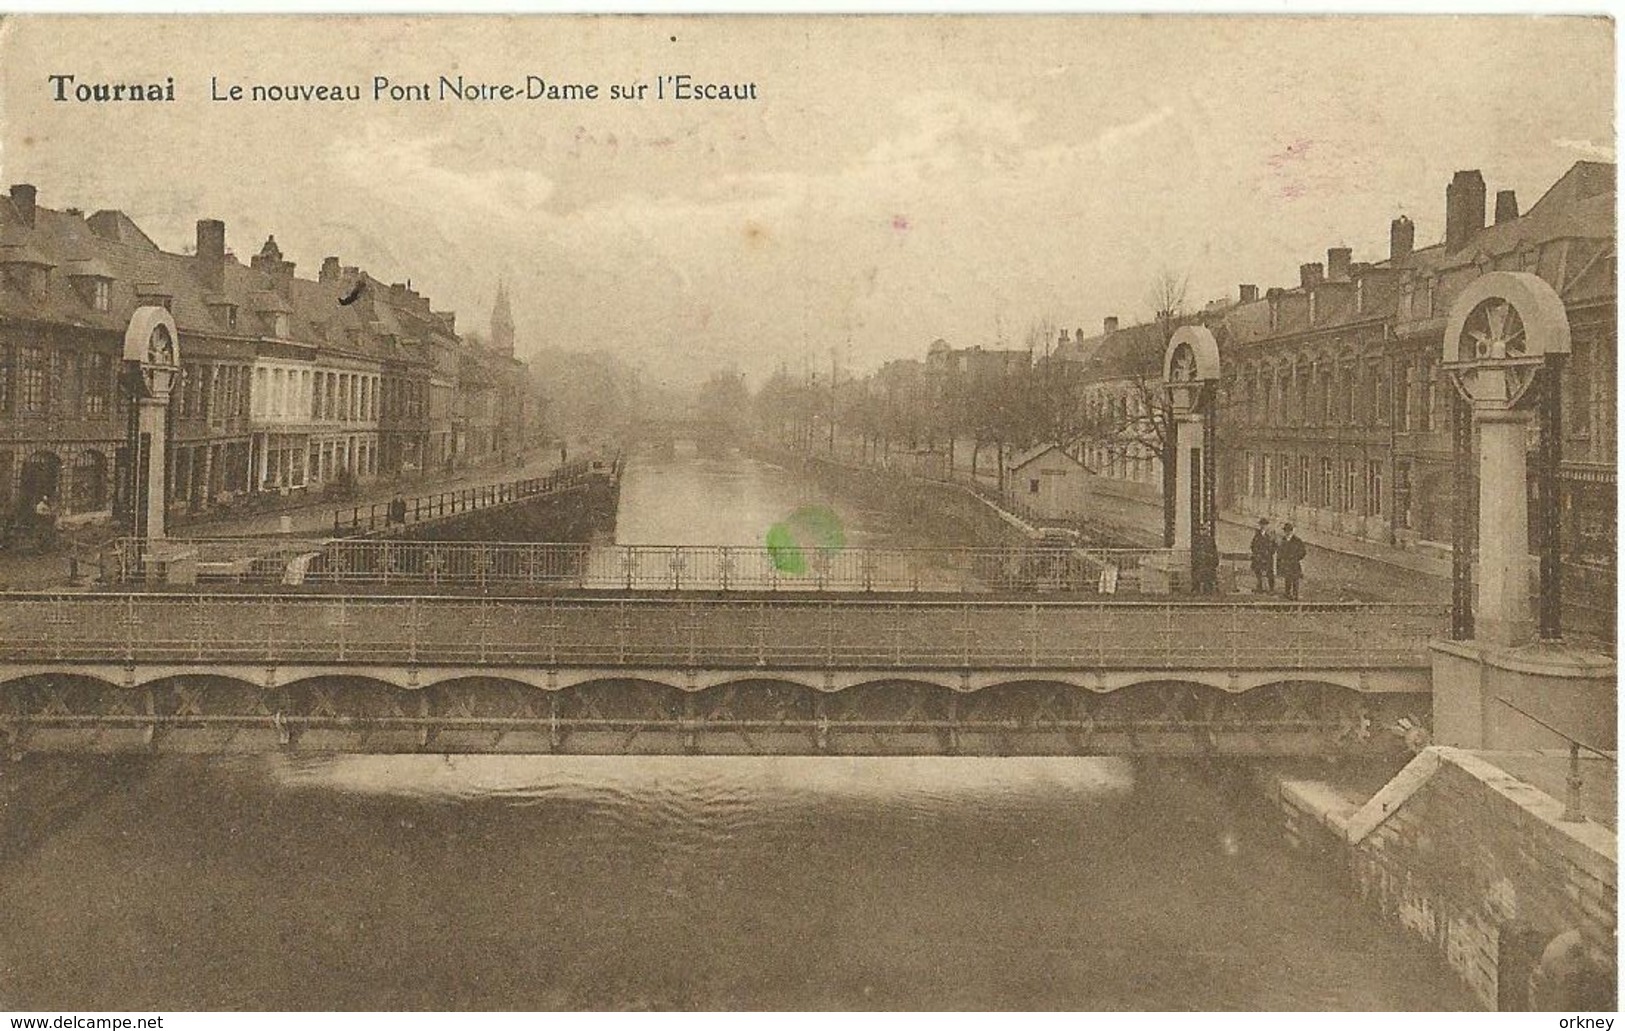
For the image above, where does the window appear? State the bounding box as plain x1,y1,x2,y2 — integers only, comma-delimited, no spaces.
1298,455,1311,503
18,347,45,413
253,367,267,418
1394,461,1413,530
0,344,12,414
92,279,109,312
1418,358,1436,432
83,353,111,418
69,450,107,513
51,351,71,414
1245,452,1257,497
1365,461,1384,518
1355,278,1365,315
1343,460,1360,514
1029,478,1040,494
1320,457,1335,509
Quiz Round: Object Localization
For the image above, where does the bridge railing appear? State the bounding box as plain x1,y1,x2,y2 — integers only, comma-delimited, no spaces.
0,593,1445,669
96,540,1174,594
329,456,617,535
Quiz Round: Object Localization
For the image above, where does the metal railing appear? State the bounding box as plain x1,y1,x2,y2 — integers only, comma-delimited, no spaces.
330,457,615,535
100,540,1175,594
0,593,1445,670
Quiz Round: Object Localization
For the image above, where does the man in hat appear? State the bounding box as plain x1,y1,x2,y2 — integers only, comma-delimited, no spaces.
1249,517,1277,594
1277,523,1307,600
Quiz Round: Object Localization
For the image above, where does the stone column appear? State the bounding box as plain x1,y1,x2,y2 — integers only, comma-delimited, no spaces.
138,397,169,540
1172,413,1202,552
1476,408,1535,646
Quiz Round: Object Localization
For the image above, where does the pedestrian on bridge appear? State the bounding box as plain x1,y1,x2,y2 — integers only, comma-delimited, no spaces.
1277,523,1307,600
1249,518,1277,594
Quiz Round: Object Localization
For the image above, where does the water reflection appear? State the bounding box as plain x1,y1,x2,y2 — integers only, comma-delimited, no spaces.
0,754,1472,1011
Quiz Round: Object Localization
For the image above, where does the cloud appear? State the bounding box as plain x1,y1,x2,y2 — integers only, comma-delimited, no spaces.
326,123,558,222
1555,137,1616,161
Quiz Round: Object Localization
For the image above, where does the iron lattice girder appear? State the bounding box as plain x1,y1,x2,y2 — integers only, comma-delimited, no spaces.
0,674,1426,758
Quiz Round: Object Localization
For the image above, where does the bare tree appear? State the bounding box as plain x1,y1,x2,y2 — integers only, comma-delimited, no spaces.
1071,269,1191,547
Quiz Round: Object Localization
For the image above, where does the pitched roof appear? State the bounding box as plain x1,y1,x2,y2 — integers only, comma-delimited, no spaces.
1007,443,1088,473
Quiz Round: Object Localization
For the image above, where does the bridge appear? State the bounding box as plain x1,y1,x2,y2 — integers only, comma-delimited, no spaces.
0,593,1438,757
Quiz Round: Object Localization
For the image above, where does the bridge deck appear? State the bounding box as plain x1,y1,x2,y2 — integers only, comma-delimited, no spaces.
0,593,1442,672
0,594,1441,757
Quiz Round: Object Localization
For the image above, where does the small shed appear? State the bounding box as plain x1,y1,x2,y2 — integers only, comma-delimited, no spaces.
1006,445,1091,521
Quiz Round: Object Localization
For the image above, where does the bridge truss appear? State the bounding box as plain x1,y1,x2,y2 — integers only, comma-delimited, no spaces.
0,594,1440,757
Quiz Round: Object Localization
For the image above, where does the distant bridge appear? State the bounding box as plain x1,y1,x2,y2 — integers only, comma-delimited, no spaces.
0,594,1440,757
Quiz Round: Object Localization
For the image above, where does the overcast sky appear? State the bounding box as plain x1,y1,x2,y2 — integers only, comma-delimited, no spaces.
0,14,1612,388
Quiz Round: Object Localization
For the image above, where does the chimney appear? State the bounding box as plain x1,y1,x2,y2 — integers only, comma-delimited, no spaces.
87,210,122,242
1299,262,1324,289
320,256,341,283
196,219,226,292
1390,216,1414,262
9,184,37,228
1239,284,1259,303
1495,189,1519,225
1445,169,1486,252
1327,247,1352,282
1103,316,1119,336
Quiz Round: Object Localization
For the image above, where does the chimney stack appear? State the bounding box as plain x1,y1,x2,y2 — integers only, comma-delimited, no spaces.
196,219,226,292
1239,284,1259,303
1327,247,1352,282
1299,262,1324,289
1390,216,1415,262
320,256,341,283
1103,316,1119,336
1445,169,1486,252
9,184,37,228
1495,189,1519,225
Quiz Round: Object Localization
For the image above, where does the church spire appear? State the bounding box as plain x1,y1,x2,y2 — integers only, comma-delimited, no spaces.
491,277,515,356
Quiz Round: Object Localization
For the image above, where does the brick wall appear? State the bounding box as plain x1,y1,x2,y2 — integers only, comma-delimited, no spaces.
1342,749,1616,1009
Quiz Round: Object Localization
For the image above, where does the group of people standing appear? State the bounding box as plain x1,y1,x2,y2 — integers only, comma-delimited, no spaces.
1249,518,1307,600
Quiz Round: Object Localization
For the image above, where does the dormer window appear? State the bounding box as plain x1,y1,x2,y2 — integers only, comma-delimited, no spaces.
1307,291,1318,325
1354,278,1365,315
0,246,55,301
210,303,238,330
64,259,113,312
136,287,173,313
274,313,289,338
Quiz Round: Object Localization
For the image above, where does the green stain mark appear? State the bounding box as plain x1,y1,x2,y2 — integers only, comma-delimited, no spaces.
765,504,846,574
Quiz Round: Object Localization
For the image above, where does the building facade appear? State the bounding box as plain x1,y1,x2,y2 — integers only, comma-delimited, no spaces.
0,183,537,532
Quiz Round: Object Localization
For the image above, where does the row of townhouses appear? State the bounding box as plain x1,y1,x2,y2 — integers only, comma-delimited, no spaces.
1063,161,1614,579
864,162,1613,585
0,184,537,526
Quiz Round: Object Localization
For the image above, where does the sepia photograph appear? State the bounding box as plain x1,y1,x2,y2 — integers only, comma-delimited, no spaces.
0,9,1615,1016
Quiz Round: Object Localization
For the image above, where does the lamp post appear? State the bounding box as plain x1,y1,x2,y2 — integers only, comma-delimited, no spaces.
1163,325,1221,593
121,306,181,549
1440,271,1571,646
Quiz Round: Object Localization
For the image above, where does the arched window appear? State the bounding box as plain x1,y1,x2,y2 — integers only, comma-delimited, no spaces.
69,450,108,513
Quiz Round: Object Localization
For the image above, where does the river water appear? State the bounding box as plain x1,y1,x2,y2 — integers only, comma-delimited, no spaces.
0,449,1475,1010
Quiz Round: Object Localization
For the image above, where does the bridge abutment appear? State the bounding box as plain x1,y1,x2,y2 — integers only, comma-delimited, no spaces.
1429,640,1615,752
1259,747,1616,1011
